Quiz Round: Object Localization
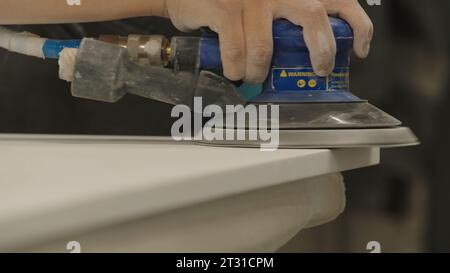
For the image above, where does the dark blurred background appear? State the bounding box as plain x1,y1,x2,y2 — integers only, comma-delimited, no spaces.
0,0,448,252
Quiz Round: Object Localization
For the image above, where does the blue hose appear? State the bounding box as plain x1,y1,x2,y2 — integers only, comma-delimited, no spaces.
42,39,81,59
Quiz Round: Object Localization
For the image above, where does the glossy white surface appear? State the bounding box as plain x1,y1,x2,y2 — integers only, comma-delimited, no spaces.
0,134,380,251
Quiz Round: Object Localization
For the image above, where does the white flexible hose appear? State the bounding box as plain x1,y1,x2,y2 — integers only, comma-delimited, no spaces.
0,26,79,81
0,27,46,59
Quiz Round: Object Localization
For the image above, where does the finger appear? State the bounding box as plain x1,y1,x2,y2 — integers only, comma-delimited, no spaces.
213,8,246,81
321,0,373,58
242,0,273,84
272,0,337,76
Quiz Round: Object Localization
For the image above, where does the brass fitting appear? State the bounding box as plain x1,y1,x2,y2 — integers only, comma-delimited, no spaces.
99,34,171,67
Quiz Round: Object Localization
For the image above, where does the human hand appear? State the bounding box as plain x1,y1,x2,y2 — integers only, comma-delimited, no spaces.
164,0,373,83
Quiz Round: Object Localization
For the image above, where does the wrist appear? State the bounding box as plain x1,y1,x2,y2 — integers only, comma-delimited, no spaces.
124,0,168,18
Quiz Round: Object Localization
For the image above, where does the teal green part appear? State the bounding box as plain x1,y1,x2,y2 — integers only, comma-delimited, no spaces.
238,83,262,100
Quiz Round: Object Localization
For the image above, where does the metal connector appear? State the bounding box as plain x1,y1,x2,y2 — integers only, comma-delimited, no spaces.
99,34,170,67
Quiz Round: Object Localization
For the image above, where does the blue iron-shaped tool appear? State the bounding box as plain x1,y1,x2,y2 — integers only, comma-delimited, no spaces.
200,18,357,102
195,18,405,131
192,17,419,147
52,17,418,148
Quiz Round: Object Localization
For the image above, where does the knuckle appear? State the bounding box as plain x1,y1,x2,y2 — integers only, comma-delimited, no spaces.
316,47,336,62
222,44,245,62
328,42,338,56
313,40,337,60
306,1,327,17
215,0,231,8
355,19,374,42
312,46,336,68
215,0,242,13
366,20,374,39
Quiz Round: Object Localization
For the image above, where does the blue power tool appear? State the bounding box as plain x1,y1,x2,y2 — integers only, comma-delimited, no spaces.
193,17,418,147
200,17,355,102
66,17,418,148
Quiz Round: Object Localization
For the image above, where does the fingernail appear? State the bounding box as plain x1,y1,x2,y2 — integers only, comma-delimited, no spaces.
316,69,328,77
316,68,331,77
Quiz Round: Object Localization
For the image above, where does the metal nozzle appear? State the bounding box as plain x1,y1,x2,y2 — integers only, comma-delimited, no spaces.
99,34,171,67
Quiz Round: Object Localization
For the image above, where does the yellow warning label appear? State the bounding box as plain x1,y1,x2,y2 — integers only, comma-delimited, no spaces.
287,71,316,77
272,67,349,91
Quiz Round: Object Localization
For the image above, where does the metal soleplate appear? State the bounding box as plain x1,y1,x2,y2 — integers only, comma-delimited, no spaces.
194,100,420,149
222,102,402,130
0,127,419,150
196,127,420,149
271,102,402,129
